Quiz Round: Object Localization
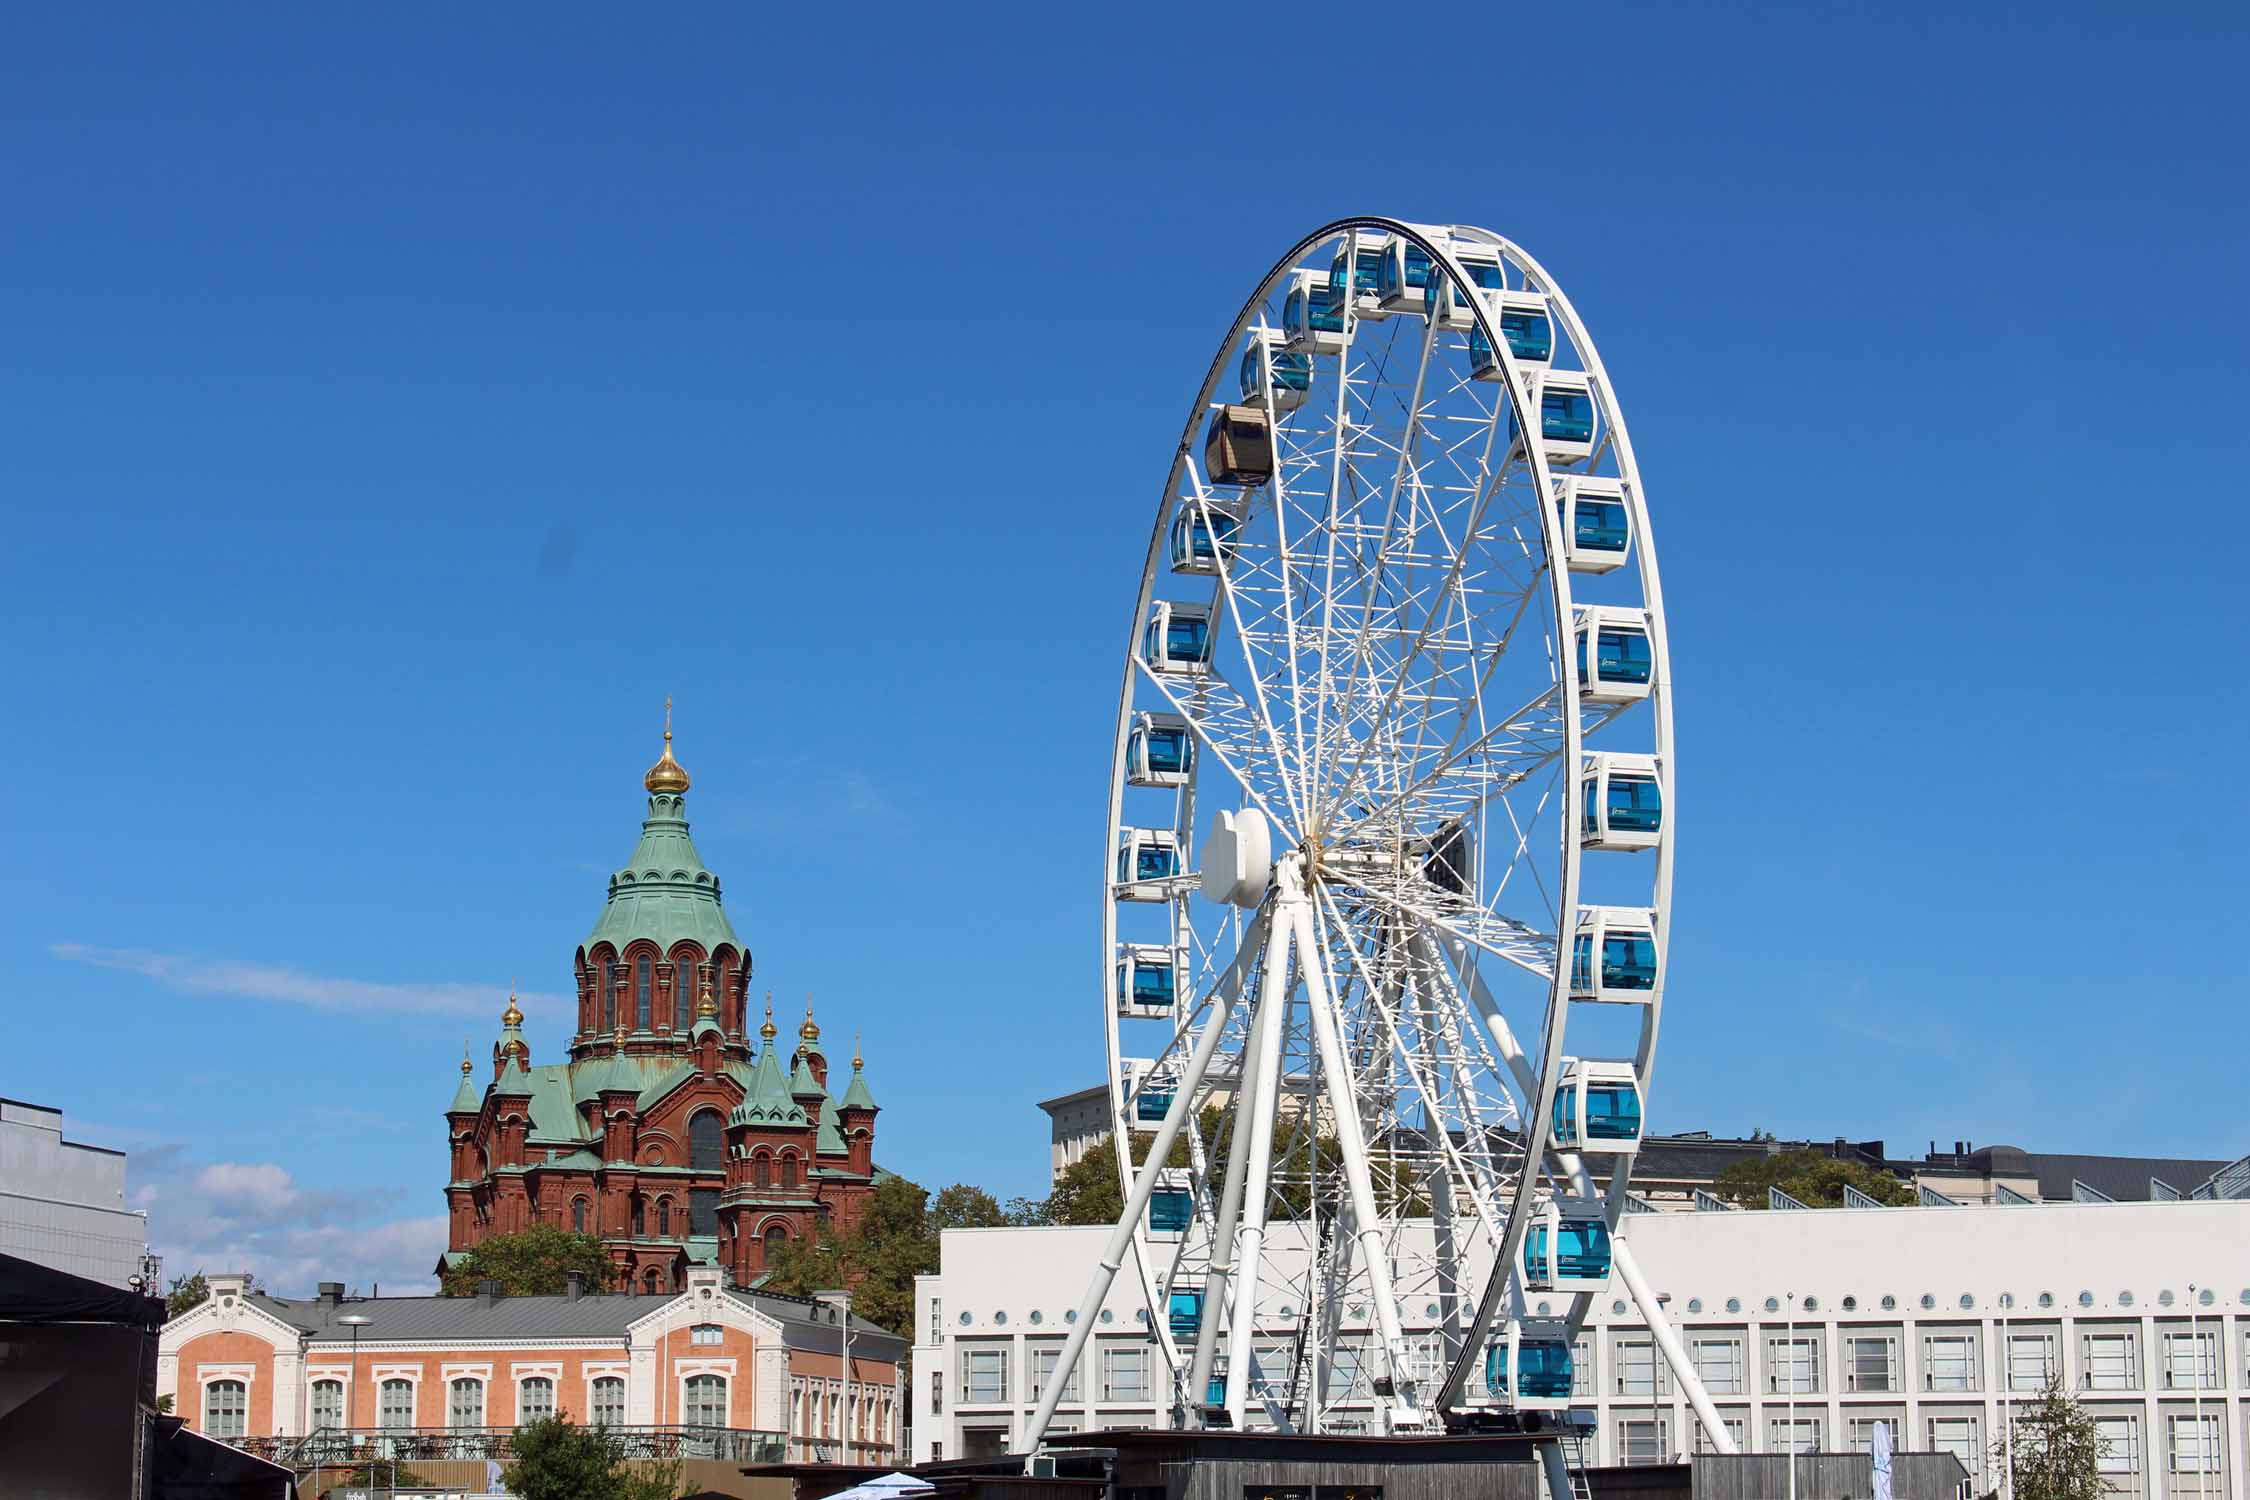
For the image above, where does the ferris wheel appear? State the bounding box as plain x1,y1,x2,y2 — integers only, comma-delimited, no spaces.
1029,217,1724,1451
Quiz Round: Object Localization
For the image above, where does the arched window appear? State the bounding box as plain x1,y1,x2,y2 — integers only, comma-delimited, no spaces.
643,1268,663,1295
690,1110,723,1172
571,1197,588,1233
780,1153,798,1189
448,1376,484,1427
311,1378,344,1430
632,1195,645,1236
378,1379,415,1430
601,959,616,1031
675,956,696,1026
203,1379,247,1438
765,1223,789,1259
590,1376,625,1427
635,955,652,1031
657,1198,671,1236
518,1376,556,1423
753,1153,771,1189
685,1373,727,1427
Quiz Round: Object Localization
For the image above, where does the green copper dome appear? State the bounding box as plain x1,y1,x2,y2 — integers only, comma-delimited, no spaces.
583,745,741,958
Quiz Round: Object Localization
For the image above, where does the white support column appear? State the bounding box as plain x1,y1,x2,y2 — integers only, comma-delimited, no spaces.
1290,889,1419,1429
1223,905,1296,1431
1613,1239,1736,1454
1023,907,1263,1455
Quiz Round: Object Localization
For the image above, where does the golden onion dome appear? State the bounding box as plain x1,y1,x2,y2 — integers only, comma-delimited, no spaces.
644,698,691,794
799,997,821,1044
500,990,524,1028
760,994,778,1042
696,977,719,1020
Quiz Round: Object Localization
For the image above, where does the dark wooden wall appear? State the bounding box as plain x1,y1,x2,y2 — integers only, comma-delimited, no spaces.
1177,1459,1543,1500
1691,1454,1970,1500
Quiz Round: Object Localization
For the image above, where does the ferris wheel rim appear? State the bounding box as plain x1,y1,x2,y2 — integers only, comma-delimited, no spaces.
1092,216,1673,1431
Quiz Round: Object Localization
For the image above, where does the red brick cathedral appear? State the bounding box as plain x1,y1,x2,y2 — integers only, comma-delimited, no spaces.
444,725,882,1293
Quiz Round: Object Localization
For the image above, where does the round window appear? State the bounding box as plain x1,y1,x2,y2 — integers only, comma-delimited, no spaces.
1537,1301,1553,1316
1135,1308,1150,1324
2197,1289,2215,1307
1613,1299,1628,1315
1920,1295,1936,1310
1426,1303,1442,1319
994,1311,1008,1325
1958,1294,1974,1310
958,1312,972,1325
2118,1291,2134,1307
1998,1293,2014,1310
1065,1310,1078,1324
1099,1310,1113,1324
1841,1296,1858,1312
1030,1310,1043,1325
1726,1298,1742,1314
1688,1298,1704,1314
2078,1291,2095,1308
2038,1292,2054,1308
1803,1296,1819,1312
1763,1297,1780,1313
1881,1295,1897,1311
2158,1290,2175,1307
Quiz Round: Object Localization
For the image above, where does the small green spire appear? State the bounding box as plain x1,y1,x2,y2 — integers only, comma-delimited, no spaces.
789,1048,822,1097
729,1040,806,1127
450,1047,483,1113
585,720,740,958
839,1038,878,1111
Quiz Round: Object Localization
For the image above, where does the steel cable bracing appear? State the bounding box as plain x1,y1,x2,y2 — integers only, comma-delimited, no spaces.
1063,217,1721,1463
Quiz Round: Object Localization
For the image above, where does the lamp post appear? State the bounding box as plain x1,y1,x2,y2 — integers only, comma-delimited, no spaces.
818,1290,855,1461
336,1314,373,1497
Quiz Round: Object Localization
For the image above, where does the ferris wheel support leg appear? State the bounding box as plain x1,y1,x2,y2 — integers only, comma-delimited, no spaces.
1187,921,1277,1427
1538,1437,1577,1500
1222,902,1297,1432
1611,1237,1736,1455
1024,912,1261,1457
1289,892,1421,1430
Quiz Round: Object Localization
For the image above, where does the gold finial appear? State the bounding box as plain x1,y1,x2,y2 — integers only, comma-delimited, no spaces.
462,1041,474,1077
799,994,820,1044
853,1032,863,1071
613,1019,628,1050
643,697,691,794
697,974,718,1020
760,993,778,1042
501,987,524,1029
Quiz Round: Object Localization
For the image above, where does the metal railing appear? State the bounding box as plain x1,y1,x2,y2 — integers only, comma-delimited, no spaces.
233,1423,790,1467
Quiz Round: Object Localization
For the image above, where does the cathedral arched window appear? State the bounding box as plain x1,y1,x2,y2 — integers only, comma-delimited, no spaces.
753,1153,771,1189
634,955,652,1031
675,956,696,1027
657,1197,671,1235
765,1223,789,1258
572,1197,588,1233
601,960,616,1031
780,1153,799,1190
632,1195,645,1236
689,1110,723,1172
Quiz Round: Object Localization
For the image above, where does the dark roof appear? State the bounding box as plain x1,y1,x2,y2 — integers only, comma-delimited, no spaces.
2019,1152,2230,1203
0,1251,166,1328
247,1285,905,1355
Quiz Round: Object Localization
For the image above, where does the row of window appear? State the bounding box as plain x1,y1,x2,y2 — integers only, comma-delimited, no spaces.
209,1372,725,1437
1653,1327,2247,1398
789,1381,896,1443
1646,1289,2250,1316
1613,1408,2227,1480
585,955,740,1034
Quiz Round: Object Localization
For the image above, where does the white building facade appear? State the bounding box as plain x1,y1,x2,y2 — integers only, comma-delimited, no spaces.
914,1199,2250,1499
0,1095,149,1287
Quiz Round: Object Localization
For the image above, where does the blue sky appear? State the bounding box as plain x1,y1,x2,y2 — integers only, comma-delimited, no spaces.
3,6,2245,1294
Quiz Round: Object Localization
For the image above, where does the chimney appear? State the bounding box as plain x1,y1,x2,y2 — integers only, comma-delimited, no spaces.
478,1278,502,1307
1955,1140,1968,1156
565,1271,585,1301
318,1282,345,1305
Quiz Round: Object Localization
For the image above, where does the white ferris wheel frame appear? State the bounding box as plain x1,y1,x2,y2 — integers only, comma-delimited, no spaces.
1037,217,1730,1456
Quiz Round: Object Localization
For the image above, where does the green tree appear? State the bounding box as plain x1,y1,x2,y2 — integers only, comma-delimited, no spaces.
166,1270,259,1320
761,1177,934,1336
929,1184,1007,1230
1712,1150,1915,1208
503,1415,628,1500
1044,1143,1125,1226
441,1227,614,1297
1996,1377,2109,1500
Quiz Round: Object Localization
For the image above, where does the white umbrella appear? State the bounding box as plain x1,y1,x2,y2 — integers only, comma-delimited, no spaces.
825,1473,938,1500
1872,1420,1894,1500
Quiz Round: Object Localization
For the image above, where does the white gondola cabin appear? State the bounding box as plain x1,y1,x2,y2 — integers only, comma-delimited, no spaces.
1484,1319,1575,1408
1429,249,1506,331
1507,369,1595,467
1469,290,1555,378
1551,1058,1644,1153
1133,1070,1180,1125
1238,331,1311,414
1125,710,1194,787
1555,476,1632,574
1328,231,1391,322
1580,752,1662,852
1114,827,1182,901
1521,1196,1614,1293
1569,905,1661,1003
1281,269,1347,356
1148,1166,1194,1234
1142,599,1215,675
1375,236,1436,317
1573,605,1653,704
1115,942,1178,1018
1169,501,1241,576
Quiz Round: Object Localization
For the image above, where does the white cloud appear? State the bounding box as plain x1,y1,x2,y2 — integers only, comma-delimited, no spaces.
49,943,565,1020
133,1146,446,1297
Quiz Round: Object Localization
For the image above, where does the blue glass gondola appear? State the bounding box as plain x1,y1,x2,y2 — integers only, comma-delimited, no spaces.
1283,272,1347,355
1127,713,1195,787
1168,1289,1203,1339
1524,1216,1613,1290
1136,1086,1177,1122
1573,608,1653,703
1376,240,1435,315
1149,1189,1194,1233
1552,1060,1645,1151
1487,1338,1574,1401
1143,602,1214,673
1571,930,1658,994
1170,505,1241,575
